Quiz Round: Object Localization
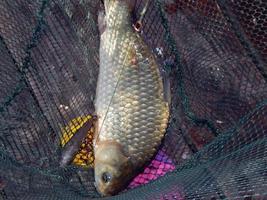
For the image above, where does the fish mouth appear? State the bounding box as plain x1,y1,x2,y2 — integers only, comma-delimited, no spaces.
94,181,109,197
94,181,117,197
94,182,99,192
94,182,103,196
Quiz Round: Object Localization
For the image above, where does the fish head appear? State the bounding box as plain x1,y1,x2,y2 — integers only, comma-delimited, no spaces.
94,141,133,196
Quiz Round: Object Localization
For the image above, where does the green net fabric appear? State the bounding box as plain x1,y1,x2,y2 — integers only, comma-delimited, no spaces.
0,0,266,199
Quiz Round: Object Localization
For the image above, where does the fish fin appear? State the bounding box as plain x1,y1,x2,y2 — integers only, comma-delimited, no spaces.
98,10,106,35
93,115,99,147
59,116,96,167
124,0,136,12
103,0,110,12
162,69,172,107
162,55,175,106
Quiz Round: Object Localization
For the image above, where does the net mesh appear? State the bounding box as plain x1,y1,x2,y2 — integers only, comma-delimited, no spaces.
0,0,267,199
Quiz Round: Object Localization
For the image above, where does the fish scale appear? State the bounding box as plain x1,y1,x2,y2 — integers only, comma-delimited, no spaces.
94,0,169,196
95,30,168,159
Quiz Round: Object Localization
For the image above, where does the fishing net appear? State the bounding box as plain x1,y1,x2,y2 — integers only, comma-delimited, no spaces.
0,0,267,199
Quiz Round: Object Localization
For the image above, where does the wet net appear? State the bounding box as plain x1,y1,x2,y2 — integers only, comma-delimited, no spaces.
0,0,267,199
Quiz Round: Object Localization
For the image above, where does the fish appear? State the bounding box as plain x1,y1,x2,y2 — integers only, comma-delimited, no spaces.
94,0,170,196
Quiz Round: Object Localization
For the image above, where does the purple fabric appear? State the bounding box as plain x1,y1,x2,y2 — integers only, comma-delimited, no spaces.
128,150,175,188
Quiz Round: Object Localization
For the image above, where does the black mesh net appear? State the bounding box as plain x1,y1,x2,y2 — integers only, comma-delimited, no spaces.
0,0,267,199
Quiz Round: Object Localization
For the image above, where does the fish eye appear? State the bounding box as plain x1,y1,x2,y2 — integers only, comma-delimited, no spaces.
102,172,112,183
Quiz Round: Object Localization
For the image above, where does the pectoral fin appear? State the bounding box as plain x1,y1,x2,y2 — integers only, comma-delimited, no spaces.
162,55,175,106
59,116,96,167
98,10,106,35
162,68,172,107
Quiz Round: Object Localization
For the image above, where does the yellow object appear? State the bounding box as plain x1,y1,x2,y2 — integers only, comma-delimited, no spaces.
60,115,94,168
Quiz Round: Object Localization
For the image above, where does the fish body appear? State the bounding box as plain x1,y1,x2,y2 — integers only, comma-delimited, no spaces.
94,0,169,196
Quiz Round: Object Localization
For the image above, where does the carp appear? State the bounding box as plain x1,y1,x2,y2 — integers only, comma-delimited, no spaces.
94,0,170,196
